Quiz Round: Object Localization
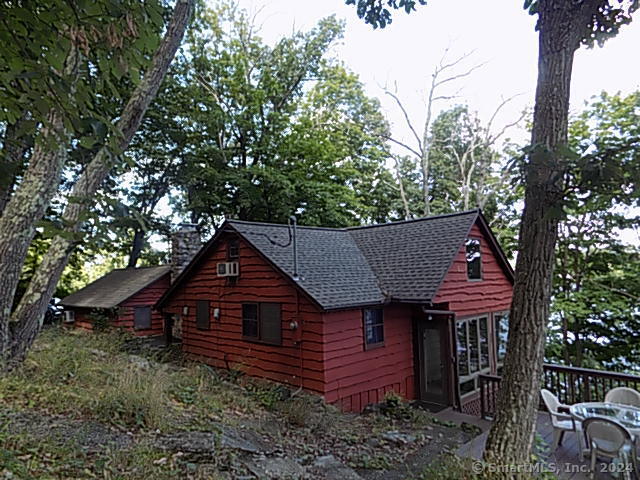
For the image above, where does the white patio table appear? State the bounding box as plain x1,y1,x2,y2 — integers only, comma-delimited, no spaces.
570,402,640,460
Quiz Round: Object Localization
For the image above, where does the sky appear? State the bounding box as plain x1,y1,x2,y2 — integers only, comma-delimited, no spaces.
233,0,640,147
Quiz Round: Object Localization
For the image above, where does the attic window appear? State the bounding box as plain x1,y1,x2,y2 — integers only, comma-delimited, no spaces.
466,238,482,280
228,238,239,259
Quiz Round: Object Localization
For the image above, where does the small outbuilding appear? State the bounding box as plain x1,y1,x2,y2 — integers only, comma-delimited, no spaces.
60,265,172,336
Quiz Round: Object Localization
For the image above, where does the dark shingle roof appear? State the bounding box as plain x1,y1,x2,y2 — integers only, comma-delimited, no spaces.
349,211,478,302
60,265,171,309
158,210,501,311
228,221,386,310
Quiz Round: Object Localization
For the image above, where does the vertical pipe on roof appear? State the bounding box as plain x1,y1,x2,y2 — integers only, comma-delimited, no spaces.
290,216,299,281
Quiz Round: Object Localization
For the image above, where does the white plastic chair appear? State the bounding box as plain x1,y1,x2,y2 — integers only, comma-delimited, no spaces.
541,389,577,452
583,417,639,480
606,387,640,408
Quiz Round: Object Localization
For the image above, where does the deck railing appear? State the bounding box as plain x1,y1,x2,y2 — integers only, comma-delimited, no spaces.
478,364,640,420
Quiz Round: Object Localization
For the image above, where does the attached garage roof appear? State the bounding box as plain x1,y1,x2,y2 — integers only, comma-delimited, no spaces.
60,265,171,309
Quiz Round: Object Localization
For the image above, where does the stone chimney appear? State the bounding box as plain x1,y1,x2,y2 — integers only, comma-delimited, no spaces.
171,223,201,282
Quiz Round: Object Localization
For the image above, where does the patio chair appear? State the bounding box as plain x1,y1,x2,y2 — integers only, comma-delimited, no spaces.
606,387,640,408
541,389,577,453
583,417,639,480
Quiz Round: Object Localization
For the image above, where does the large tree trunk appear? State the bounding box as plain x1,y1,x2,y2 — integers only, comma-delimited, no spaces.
0,116,31,218
127,228,146,268
5,0,194,368
0,108,71,364
483,0,593,466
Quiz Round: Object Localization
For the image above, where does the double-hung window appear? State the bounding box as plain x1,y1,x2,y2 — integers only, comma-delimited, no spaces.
242,303,282,345
363,308,384,349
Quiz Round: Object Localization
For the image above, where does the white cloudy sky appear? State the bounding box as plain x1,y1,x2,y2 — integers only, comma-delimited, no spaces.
234,0,640,148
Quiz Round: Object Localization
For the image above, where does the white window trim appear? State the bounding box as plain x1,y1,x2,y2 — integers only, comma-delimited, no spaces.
457,314,491,398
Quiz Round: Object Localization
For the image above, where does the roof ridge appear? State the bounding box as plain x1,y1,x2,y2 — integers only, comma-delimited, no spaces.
226,219,345,232
346,209,479,231
111,265,170,272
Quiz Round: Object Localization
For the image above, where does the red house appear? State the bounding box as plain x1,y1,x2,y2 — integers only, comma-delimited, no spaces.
60,266,172,336
157,210,513,413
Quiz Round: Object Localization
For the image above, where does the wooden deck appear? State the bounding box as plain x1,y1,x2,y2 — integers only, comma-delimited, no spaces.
446,411,633,479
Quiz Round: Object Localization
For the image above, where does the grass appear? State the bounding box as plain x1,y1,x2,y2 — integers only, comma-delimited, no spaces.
0,326,264,432
0,327,495,479
0,429,202,480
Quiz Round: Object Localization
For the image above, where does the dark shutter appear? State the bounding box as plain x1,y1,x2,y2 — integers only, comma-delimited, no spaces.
196,300,210,330
260,303,281,345
134,306,151,330
242,303,258,338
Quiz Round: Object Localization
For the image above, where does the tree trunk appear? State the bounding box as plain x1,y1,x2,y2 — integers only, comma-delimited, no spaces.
483,0,590,466
0,116,31,218
0,109,70,364
393,157,412,219
5,0,194,368
127,229,146,268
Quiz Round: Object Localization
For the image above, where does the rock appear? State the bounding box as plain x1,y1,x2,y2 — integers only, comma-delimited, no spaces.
155,431,217,454
381,431,416,446
312,455,363,480
244,456,304,479
128,354,152,370
221,426,272,454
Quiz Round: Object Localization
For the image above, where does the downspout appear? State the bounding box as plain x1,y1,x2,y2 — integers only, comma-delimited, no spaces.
449,313,461,410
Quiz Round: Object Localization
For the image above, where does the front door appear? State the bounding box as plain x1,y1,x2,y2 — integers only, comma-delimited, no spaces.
417,318,450,408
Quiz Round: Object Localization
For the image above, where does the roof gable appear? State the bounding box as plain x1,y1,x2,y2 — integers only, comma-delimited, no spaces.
157,210,513,311
60,266,171,309
348,210,479,302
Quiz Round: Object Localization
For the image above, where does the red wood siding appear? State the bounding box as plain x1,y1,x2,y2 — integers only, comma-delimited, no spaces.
433,221,513,413
433,223,513,316
161,235,326,393
321,305,415,412
117,274,171,336
72,308,101,331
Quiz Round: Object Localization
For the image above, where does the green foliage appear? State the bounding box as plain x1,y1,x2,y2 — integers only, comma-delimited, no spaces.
0,0,165,143
125,1,395,231
524,0,638,47
87,308,113,332
344,0,428,28
546,91,640,371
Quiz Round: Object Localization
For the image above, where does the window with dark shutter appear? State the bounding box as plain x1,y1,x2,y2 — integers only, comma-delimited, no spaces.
466,238,482,280
363,308,384,348
242,303,258,339
259,303,281,345
134,306,151,330
196,300,210,330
